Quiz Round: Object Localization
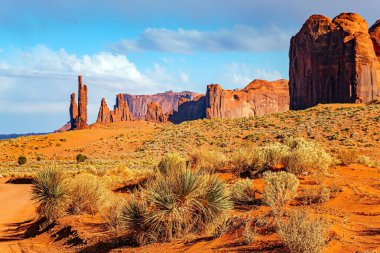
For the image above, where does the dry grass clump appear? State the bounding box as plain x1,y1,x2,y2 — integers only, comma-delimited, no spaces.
357,156,380,168
105,197,127,234
256,143,290,168
230,147,256,174
284,137,332,175
189,149,227,172
32,167,67,222
277,209,329,253
262,171,299,216
336,149,359,166
157,153,186,174
66,173,110,215
230,179,256,205
122,155,233,245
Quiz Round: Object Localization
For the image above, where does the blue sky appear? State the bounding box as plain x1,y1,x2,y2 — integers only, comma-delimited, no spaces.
0,0,379,133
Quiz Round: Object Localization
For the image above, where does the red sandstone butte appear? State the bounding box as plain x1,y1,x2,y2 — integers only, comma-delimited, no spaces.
96,94,133,124
145,102,169,122
289,13,380,110
69,75,88,130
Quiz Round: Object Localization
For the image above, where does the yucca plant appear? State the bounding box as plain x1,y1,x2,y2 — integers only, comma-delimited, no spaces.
32,167,67,222
122,159,233,245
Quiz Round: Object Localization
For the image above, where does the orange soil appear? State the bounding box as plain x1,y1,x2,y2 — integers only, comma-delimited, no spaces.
0,163,378,253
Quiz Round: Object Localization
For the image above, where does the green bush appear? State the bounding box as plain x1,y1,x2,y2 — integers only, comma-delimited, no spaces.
122,160,232,245
262,171,299,215
277,209,329,253
76,154,88,163
157,153,186,174
230,179,256,204
18,155,27,165
31,167,67,222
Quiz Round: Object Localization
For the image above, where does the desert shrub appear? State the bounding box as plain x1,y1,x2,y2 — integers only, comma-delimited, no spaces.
277,209,329,253
76,154,88,163
357,156,380,168
32,167,67,222
189,149,227,172
122,165,232,245
157,153,186,174
230,179,255,205
255,143,289,168
336,149,359,166
242,219,256,245
230,147,255,174
284,137,332,175
262,171,299,215
18,155,27,165
66,173,110,215
105,198,127,234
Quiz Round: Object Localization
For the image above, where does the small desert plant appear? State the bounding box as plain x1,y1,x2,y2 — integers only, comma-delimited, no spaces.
230,179,256,205
336,149,359,166
357,156,380,168
277,209,329,253
76,154,88,163
230,147,255,174
242,219,256,245
122,162,232,245
284,137,332,175
157,153,186,174
66,173,110,215
256,143,289,168
262,171,299,216
189,149,227,172
105,198,127,234
18,155,27,165
32,167,67,222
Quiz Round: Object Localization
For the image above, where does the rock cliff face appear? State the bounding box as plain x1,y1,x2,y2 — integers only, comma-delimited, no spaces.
69,93,78,129
289,13,380,110
96,94,133,124
124,91,200,118
206,79,289,119
170,79,289,123
145,102,170,122
170,95,206,123
69,75,88,130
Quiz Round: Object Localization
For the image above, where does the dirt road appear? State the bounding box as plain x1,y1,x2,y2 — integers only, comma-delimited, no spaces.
0,179,60,253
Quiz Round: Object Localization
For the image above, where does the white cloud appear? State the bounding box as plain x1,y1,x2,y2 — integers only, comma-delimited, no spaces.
114,25,290,53
179,70,189,83
223,63,283,87
0,45,190,125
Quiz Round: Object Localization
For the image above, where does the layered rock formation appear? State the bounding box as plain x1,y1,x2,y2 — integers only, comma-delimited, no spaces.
289,13,380,110
124,91,200,118
170,79,289,123
206,79,289,119
96,94,133,124
69,76,88,130
170,95,206,124
145,102,170,122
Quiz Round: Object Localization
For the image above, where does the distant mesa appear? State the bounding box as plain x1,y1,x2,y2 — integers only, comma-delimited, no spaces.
124,91,200,119
66,76,289,130
145,102,170,123
289,13,380,110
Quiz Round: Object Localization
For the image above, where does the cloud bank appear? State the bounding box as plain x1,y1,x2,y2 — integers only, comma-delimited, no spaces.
114,26,290,53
